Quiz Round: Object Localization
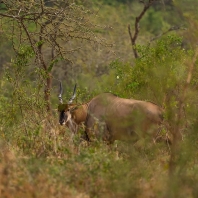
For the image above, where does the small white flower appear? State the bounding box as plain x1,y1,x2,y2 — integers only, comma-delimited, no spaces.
116,76,119,79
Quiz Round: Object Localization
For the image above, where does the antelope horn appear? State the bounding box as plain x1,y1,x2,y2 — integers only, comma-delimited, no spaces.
58,81,63,104
68,84,77,104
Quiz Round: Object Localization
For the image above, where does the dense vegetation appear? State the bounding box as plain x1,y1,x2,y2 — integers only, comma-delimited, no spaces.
0,0,198,197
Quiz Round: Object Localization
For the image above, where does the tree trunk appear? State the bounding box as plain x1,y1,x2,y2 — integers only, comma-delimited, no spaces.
44,73,52,112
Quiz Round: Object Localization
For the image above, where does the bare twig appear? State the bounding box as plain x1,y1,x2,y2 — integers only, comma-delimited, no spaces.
128,0,156,59
150,25,186,42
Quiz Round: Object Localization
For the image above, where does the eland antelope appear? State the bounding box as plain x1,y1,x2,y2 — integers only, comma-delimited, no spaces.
58,84,166,144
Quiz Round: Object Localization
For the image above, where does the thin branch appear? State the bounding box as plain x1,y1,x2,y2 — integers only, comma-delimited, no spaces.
150,25,186,42
20,19,37,54
128,0,157,59
128,24,138,59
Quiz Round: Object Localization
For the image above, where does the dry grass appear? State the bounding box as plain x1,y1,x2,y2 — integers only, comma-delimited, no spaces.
0,124,198,198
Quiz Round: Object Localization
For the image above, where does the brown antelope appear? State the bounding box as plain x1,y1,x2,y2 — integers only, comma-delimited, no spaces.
85,93,164,144
58,83,89,139
58,84,165,144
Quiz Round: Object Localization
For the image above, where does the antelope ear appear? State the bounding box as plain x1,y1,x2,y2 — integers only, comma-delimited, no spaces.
58,104,68,111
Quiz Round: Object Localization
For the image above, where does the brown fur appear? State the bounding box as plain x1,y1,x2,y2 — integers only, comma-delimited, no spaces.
59,93,164,144
85,93,164,143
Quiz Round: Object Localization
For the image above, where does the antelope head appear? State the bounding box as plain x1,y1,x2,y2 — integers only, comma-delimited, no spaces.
58,82,77,126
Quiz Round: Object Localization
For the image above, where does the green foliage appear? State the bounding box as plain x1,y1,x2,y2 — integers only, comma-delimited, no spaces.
0,45,50,152
104,35,190,101
134,35,188,98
